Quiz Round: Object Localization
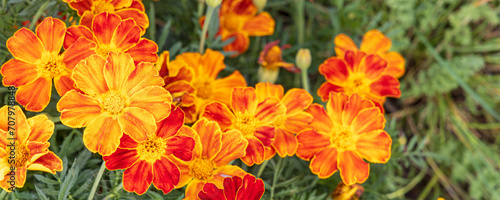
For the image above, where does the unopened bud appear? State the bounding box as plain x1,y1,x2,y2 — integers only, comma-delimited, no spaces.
258,65,279,84
253,0,267,12
206,0,222,7
296,48,311,70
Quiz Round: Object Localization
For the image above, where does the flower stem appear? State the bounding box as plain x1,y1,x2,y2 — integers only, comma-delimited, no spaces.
199,5,216,54
295,0,305,45
103,182,123,200
256,159,269,178
87,161,106,200
270,157,284,200
301,67,310,93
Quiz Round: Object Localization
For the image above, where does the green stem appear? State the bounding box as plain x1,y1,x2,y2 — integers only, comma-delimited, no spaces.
29,0,49,30
87,162,106,200
0,190,7,200
295,0,305,45
199,5,216,54
256,160,269,178
270,158,284,200
301,67,310,93
385,166,428,199
102,182,123,200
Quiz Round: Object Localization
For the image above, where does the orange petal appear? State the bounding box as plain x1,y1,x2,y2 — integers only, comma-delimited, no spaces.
6,28,44,63
369,75,401,98
83,113,123,156
285,111,314,133
334,33,358,58
212,130,248,166
165,135,195,161
242,11,275,36
356,130,392,163
27,115,54,143
62,37,97,70
192,118,222,160
54,72,76,96
199,49,226,79
319,57,349,84
118,107,156,142
1,59,39,87
351,107,385,135
16,77,51,112
174,52,201,72
110,18,141,50
115,8,150,32
72,54,109,96
103,148,139,170
27,151,62,174
306,104,333,133
309,146,339,178
0,106,29,144
317,82,344,102
201,102,235,130
35,17,66,53
168,155,192,188
240,136,265,166
223,32,249,57
282,88,313,115
67,1,91,16
212,165,247,186
338,151,370,185
381,52,405,78
253,125,274,147
123,160,153,195
152,156,180,194
111,0,133,8
0,166,27,189
183,105,198,124
92,12,122,45
128,86,172,121
255,97,286,123
122,62,164,97
272,128,297,158
341,93,374,126
79,12,95,30
360,29,391,54
212,70,248,105
57,90,102,128
104,52,136,91
125,38,159,65
255,82,283,103
64,25,95,49
165,81,196,107
296,130,331,161
185,179,206,200
231,87,259,114
164,63,194,83
360,54,387,81
156,105,184,139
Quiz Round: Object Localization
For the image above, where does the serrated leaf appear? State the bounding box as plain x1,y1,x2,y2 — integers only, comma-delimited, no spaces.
58,160,79,200
34,174,60,185
35,185,50,200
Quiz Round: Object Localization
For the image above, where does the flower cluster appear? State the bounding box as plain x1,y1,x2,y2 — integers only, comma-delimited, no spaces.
0,0,405,198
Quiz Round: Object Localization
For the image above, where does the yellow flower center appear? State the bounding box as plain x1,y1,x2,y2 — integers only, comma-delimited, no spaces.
193,80,213,99
234,112,258,136
38,53,64,79
91,0,115,15
95,45,114,58
137,136,166,163
222,14,245,32
14,144,30,168
189,158,215,180
100,91,126,114
331,125,356,151
344,73,370,95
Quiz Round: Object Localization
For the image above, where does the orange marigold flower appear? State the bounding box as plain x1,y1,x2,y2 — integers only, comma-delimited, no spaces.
198,174,265,200
201,87,286,166
103,106,195,195
57,52,172,156
0,106,63,192
174,49,247,123
317,51,401,111
64,12,158,65
65,0,149,33
204,0,275,56
170,118,248,200
296,93,392,185
1,17,96,112
331,182,364,200
257,41,299,83
334,30,405,78
255,82,313,157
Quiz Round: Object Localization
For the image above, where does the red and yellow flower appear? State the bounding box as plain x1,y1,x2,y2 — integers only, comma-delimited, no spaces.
103,106,195,195
255,82,313,157
198,174,265,200
0,106,63,192
296,93,392,185
204,0,275,56
57,52,172,156
64,0,149,33
257,41,299,83
1,17,95,111
201,87,286,166
171,118,248,199
334,30,405,78
174,49,247,123
64,12,158,65
317,51,401,110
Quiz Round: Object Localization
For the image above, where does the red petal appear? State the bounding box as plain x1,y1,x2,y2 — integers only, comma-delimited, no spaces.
240,136,266,166
92,13,121,45
165,135,195,161
123,160,153,195
317,82,343,102
296,130,331,161
103,148,139,170
360,54,386,80
152,156,180,194
319,57,349,83
64,25,95,49
306,104,333,133
231,87,258,114
369,75,401,98
156,105,184,139
125,38,159,65
341,93,374,125
199,182,224,200
236,174,265,200
201,102,235,130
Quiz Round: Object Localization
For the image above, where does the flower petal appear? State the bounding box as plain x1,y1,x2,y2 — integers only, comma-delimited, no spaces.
117,134,139,149
36,17,66,53
57,90,102,128
341,93,374,126
360,29,391,54
125,38,159,65
242,12,275,36
255,82,283,103
123,160,153,195
62,37,97,70
369,75,401,98
381,51,405,78
360,54,387,81
351,107,385,135
317,82,344,102
338,151,370,185
92,12,122,45
118,107,156,142
156,105,184,138
26,151,62,174
199,182,224,200
72,54,109,96
319,58,349,83
272,128,297,158
356,130,392,163
110,18,141,51
212,70,248,105
201,102,235,130
223,32,249,57
115,8,150,32
306,104,333,133
64,25,95,49
282,88,313,115
128,86,172,121
152,156,180,194
16,77,51,112
122,62,164,97
1,59,39,87
309,146,338,178
103,148,139,170
104,52,136,91
255,97,286,123
185,179,206,200
0,106,29,144
198,49,226,79
212,130,248,166
236,174,265,200
231,87,258,114
284,111,314,133
296,130,331,161
192,118,222,161
334,33,358,58
7,28,44,63
27,115,54,143
240,136,265,166
165,135,195,161
83,113,123,156
253,125,274,147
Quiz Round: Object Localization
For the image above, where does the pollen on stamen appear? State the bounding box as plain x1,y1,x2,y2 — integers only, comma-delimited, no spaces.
137,136,166,163
38,53,64,79
234,112,258,136
14,144,30,168
331,125,356,151
193,80,213,99
99,91,126,114
189,158,215,180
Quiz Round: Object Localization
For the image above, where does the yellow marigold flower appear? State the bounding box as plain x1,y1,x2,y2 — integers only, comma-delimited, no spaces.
0,106,63,192
57,52,172,156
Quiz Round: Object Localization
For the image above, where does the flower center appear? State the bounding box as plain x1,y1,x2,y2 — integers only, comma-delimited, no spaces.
189,158,215,180
91,0,115,15
14,144,30,168
222,14,245,32
331,125,356,151
95,45,113,58
137,136,166,163
193,80,213,99
100,91,126,114
344,73,369,95
234,112,257,136
38,53,64,78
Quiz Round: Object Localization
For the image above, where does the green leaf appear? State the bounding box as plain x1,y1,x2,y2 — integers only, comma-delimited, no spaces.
35,185,50,200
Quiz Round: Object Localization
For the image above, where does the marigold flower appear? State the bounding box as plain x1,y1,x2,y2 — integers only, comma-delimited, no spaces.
255,82,313,157
203,0,275,56
296,93,392,185
201,87,286,166
64,12,158,65
103,106,195,195
57,52,172,156
331,182,364,200
334,30,405,78
257,41,299,83
170,118,248,199
174,49,247,123
0,106,63,192
65,0,149,33
1,17,96,112
198,174,265,200
317,50,401,110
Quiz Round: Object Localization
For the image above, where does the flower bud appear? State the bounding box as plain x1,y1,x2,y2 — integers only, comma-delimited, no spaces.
206,0,222,8
258,65,279,84
253,0,267,12
296,48,311,70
